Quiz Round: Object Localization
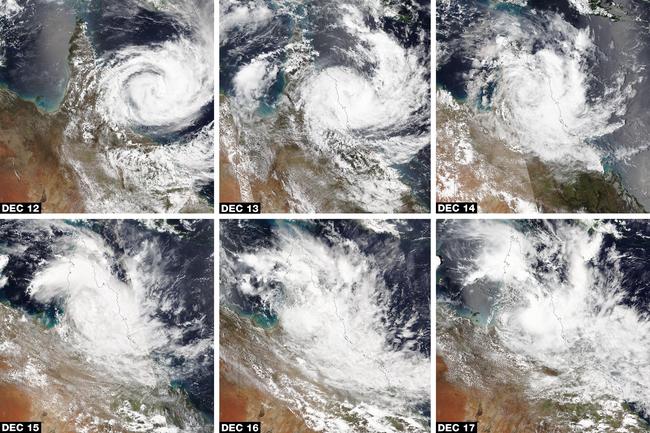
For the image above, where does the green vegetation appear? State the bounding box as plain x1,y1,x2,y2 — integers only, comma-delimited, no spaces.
385,416,406,431
397,14,412,23
526,158,645,213
535,397,649,432
589,0,602,10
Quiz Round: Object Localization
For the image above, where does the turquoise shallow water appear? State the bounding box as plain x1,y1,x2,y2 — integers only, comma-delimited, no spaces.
493,2,526,14
170,379,215,423
0,83,66,112
258,71,286,116
233,306,279,329
251,311,279,328
0,298,61,329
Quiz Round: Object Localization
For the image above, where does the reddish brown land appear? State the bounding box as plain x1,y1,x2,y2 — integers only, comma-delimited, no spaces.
436,356,469,422
436,355,567,433
0,383,32,422
0,90,84,212
220,361,318,433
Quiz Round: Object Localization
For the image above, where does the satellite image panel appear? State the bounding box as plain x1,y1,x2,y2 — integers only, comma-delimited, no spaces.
0,219,214,432
220,219,431,432
0,0,214,213
437,0,650,213
437,219,650,432
220,0,431,213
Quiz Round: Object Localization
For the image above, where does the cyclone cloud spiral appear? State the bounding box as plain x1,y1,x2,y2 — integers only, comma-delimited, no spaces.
437,0,650,212
98,35,213,134
220,0,431,213
0,220,214,432
0,0,214,212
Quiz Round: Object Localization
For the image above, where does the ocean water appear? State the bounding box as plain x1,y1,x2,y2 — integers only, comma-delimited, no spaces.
0,0,76,111
1,0,214,135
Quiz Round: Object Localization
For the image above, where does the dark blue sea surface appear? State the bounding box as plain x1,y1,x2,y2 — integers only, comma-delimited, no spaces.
436,0,589,100
596,221,650,316
80,0,188,55
93,219,215,417
219,1,293,97
220,0,430,211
